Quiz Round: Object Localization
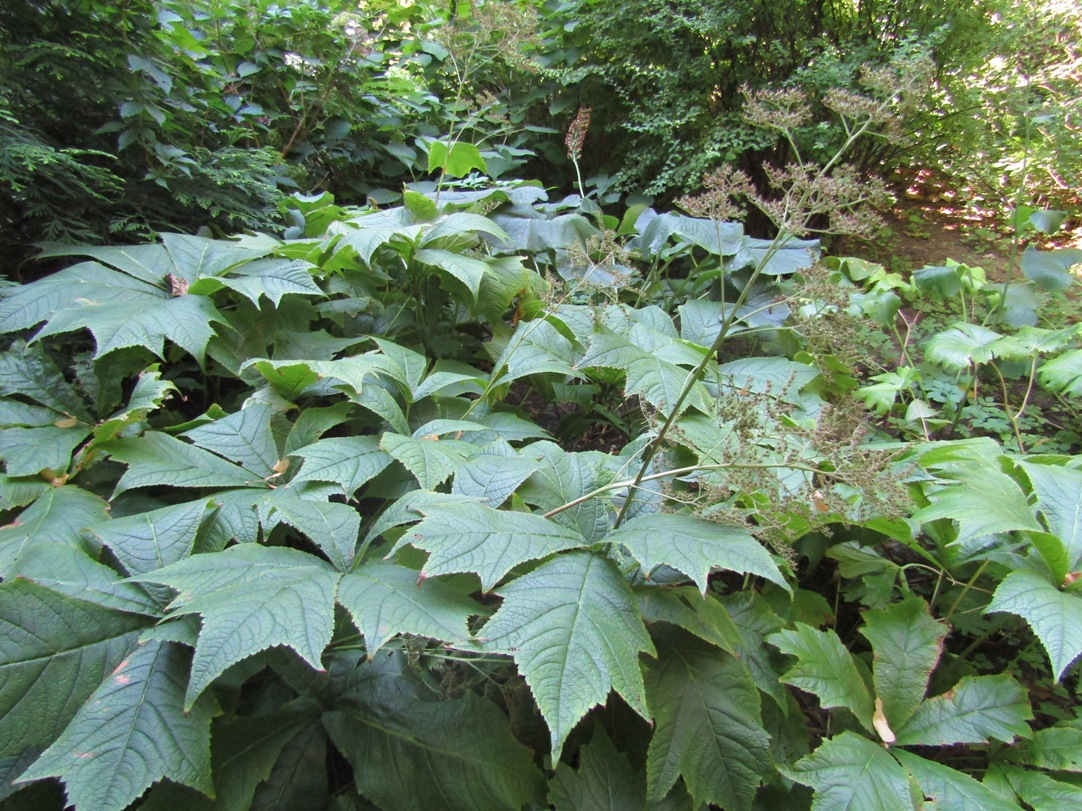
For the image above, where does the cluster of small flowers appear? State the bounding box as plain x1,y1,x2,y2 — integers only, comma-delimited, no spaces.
565,107,592,162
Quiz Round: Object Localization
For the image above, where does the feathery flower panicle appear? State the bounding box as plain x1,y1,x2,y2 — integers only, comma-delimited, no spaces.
675,165,753,222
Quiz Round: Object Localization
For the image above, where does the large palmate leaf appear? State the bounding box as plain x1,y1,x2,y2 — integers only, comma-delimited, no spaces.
92,366,177,444
644,631,770,811
451,444,545,506
137,700,318,811
893,750,1022,810
768,624,873,731
0,345,93,421
0,580,146,758
633,210,742,258
0,485,109,575
861,598,946,730
324,690,543,811
187,258,323,306
380,431,478,490
8,542,160,616
607,514,789,594
576,330,710,415
987,570,1082,681
31,275,226,362
924,322,1003,371
105,431,265,494
259,490,361,572
549,730,645,811
914,464,1040,546
337,562,481,655
182,403,280,478
480,552,655,760
1038,350,1082,397
1020,462,1082,570
89,499,211,576
636,587,742,654
393,501,586,591
289,435,392,496
893,674,1032,745
138,545,340,708
0,422,90,477
518,442,616,543
489,318,583,387
784,731,916,811
20,641,214,811
1011,723,1082,771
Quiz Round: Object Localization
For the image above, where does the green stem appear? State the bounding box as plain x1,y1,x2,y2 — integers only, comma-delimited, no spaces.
944,560,990,625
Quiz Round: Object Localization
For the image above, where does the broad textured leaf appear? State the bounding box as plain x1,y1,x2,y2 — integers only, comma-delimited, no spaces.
1021,246,1082,291
0,580,145,758
203,258,322,305
518,442,615,542
260,491,360,571
0,262,153,333
987,570,1082,681
380,432,477,490
161,232,270,281
644,631,770,811
727,235,818,275
250,720,326,811
290,436,391,496
105,431,263,495
768,623,873,730
427,140,487,178
549,729,645,811
894,674,1032,745
489,318,583,386
35,288,225,362
420,212,510,246
715,357,819,401
324,691,543,811
20,641,214,811
785,731,914,811
924,323,1003,371
92,366,176,443
89,499,211,576
624,354,710,415
414,248,490,299
0,423,89,476
1021,462,1082,569
1003,766,1082,810
206,700,320,811
182,404,279,478
8,542,160,615
608,514,789,594
0,346,92,420
337,562,480,654
0,485,108,575
861,598,946,730
1013,723,1082,771
480,552,655,759
139,545,340,708
451,449,544,506
336,221,426,267
394,501,586,591
915,464,1040,545
893,750,1021,810
635,211,742,258
489,211,597,253
1038,350,1082,397
635,586,741,654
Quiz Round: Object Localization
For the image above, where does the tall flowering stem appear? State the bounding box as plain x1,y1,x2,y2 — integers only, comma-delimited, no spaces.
566,106,591,198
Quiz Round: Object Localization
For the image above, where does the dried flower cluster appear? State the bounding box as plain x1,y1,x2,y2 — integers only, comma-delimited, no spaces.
565,107,592,162
675,165,753,221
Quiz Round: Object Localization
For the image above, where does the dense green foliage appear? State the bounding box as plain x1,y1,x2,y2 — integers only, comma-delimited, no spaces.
2,1,1082,810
